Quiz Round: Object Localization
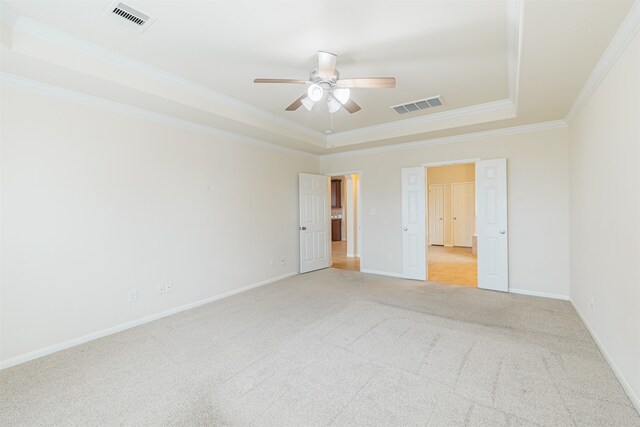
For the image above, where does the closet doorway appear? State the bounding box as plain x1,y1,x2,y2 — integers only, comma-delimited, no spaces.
426,164,477,287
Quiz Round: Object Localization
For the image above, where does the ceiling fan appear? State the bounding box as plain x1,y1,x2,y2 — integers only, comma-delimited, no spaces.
254,51,396,114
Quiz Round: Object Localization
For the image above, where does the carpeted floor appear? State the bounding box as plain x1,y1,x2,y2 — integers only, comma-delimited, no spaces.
1,269,638,426
428,245,478,287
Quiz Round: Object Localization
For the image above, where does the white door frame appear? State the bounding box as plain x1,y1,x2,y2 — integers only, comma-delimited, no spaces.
326,170,363,271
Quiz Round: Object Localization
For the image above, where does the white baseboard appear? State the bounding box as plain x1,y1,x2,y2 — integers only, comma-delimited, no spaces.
509,288,570,301
572,302,640,414
0,271,298,370
360,268,403,278
346,253,356,258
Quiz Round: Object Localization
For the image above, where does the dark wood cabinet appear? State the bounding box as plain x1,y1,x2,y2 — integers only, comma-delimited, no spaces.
331,180,342,208
331,219,342,241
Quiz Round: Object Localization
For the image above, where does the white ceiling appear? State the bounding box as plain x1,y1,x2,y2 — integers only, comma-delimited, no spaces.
0,0,635,154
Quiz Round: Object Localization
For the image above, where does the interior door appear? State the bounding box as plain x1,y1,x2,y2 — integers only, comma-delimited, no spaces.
452,182,475,247
299,173,330,273
476,159,508,292
402,167,426,280
428,184,444,245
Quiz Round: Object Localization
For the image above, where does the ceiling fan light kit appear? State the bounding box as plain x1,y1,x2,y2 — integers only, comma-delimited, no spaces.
307,84,324,102
301,97,315,112
254,51,396,115
327,97,342,114
333,87,351,104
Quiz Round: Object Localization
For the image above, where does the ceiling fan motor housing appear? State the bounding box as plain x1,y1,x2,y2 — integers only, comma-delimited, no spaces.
311,69,340,87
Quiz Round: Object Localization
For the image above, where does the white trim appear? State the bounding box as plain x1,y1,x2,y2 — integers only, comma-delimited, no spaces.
326,99,515,145
572,302,640,414
0,272,298,370
326,170,363,177
423,158,481,168
360,268,403,278
565,1,640,122
320,120,567,160
509,288,570,301
507,0,525,106
0,73,317,159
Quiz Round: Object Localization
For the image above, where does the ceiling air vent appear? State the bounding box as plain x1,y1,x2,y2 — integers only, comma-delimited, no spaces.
105,2,155,33
391,96,444,114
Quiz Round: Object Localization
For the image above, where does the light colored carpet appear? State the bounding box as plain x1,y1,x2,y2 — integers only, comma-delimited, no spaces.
1,269,638,426
428,245,478,287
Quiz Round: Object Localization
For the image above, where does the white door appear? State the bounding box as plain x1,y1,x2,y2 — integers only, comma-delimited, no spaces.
452,182,475,247
476,159,509,292
299,173,330,273
428,184,444,245
402,167,426,280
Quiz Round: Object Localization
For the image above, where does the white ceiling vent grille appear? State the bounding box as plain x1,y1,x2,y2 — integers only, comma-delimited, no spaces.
391,96,444,114
105,2,155,33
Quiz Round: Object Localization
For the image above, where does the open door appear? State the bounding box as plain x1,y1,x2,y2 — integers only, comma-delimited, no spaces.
299,173,330,273
476,159,509,292
402,167,426,280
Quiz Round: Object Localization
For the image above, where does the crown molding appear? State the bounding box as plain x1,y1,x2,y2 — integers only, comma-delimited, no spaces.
565,0,640,122
0,72,319,159
507,0,524,107
2,72,567,161
320,120,567,160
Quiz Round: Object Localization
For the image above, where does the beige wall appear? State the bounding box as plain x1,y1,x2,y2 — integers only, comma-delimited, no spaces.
320,126,571,297
568,31,640,408
0,83,318,363
426,164,475,247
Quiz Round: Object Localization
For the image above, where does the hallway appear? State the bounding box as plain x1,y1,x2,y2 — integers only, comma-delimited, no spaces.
331,241,360,272
428,246,477,287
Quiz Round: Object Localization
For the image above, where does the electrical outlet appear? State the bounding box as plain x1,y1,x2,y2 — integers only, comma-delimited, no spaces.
369,208,376,215
387,253,393,261
165,283,173,293
157,284,166,296
128,289,138,303
280,258,286,266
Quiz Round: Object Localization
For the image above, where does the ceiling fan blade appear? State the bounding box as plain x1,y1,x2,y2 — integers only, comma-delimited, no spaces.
317,51,337,79
254,78,308,84
337,77,396,88
285,94,307,111
342,99,362,114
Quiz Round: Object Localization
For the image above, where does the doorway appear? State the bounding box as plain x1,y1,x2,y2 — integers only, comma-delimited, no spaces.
426,164,477,287
330,174,361,271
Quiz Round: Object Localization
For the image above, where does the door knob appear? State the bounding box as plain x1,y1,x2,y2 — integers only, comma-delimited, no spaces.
403,227,408,231
300,226,307,231
499,230,506,234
